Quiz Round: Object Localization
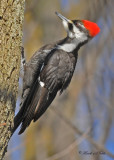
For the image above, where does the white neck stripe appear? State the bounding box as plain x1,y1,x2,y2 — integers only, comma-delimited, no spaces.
57,43,77,52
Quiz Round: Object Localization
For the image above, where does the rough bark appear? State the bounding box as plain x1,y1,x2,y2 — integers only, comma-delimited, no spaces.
0,0,25,159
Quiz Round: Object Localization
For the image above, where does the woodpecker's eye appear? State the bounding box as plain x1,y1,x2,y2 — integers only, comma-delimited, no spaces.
73,20,78,27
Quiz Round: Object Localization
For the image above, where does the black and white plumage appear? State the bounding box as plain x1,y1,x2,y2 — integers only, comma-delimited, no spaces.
13,12,100,134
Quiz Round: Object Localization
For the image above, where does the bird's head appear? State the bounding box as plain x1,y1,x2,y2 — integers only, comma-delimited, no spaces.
56,12,100,43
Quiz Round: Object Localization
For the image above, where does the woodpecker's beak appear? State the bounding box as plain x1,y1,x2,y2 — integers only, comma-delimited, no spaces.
55,12,73,37
55,12,72,24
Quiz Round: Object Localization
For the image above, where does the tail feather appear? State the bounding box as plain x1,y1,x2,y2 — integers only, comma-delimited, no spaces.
13,105,25,134
13,80,39,134
12,88,30,134
18,82,41,134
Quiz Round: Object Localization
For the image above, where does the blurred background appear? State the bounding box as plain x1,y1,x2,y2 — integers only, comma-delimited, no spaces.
6,0,114,160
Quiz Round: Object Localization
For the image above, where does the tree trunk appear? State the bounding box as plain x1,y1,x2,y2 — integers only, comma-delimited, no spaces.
0,0,25,159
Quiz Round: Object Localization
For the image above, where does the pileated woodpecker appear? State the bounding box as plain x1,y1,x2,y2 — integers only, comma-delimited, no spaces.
14,12,100,134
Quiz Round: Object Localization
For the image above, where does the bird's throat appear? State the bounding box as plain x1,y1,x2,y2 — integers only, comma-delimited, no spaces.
57,37,84,53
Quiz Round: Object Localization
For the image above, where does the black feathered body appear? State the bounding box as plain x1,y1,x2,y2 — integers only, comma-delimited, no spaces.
13,37,79,134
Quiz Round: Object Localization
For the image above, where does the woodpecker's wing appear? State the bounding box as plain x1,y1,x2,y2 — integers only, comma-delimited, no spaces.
33,50,77,121
13,43,57,134
23,43,57,89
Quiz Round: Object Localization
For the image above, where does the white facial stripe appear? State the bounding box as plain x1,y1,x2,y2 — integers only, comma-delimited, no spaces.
72,24,87,42
78,23,85,29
